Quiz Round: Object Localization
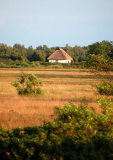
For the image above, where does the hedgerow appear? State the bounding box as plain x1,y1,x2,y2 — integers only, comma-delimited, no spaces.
0,97,113,159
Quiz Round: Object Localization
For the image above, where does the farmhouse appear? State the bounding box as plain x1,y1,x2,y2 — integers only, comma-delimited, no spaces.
47,47,73,63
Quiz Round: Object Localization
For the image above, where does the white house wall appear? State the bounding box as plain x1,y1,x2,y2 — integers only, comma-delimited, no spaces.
49,60,71,63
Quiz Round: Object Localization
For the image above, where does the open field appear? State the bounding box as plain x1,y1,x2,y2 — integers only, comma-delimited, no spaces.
0,67,111,130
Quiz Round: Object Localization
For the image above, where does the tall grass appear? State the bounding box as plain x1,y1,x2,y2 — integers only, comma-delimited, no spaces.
0,68,104,130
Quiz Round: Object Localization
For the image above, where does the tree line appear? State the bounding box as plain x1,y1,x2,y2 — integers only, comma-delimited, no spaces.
0,43,88,63
0,40,113,67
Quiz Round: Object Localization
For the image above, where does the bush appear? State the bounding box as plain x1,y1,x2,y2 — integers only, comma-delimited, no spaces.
86,54,112,72
0,62,6,68
0,98,113,159
31,63,36,67
36,87,42,94
22,62,29,67
11,74,43,95
95,80,113,95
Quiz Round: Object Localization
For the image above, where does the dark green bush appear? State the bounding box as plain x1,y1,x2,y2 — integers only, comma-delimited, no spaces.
0,98,113,159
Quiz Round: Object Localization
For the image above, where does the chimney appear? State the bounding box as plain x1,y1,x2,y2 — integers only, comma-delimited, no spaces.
56,47,60,50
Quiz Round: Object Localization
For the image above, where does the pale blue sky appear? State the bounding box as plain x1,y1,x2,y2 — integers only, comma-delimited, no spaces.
0,0,113,48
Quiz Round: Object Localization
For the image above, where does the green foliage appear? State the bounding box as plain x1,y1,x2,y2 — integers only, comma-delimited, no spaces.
87,54,113,95
1,41,113,68
86,41,113,71
88,40,113,57
75,96,94,106
0,99,113,159
0,42,89,68
86,54,112,71
11,74,42,95
7,59,14,65
95,80,113,95
87,51,113,95
0,62,6,68
36,87,43,94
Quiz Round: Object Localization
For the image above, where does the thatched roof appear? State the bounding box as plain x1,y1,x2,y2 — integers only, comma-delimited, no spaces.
47,48,73,60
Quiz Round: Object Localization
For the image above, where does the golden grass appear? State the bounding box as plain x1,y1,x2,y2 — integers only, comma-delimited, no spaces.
0,67,110,130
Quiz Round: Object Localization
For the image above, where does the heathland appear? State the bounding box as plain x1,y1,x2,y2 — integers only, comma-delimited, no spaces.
0,66,106,130
0,40,113,159
1,66,113,159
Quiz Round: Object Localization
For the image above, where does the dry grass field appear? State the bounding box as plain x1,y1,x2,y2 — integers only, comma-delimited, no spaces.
0,66,109,130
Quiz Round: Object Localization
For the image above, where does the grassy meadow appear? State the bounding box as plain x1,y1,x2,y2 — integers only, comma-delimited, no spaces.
0,66,106,130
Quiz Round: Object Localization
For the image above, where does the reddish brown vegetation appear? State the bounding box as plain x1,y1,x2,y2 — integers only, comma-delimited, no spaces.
0,67,104,130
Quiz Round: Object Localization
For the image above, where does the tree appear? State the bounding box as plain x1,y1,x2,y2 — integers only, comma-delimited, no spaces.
86,54,112,72
36,45,43,50
32,50,45,62
42,45,48,51
86,54,113,95
27,46,34,61
88,41,113,59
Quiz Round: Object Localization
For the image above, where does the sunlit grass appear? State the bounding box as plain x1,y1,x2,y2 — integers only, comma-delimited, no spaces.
0,67,106,130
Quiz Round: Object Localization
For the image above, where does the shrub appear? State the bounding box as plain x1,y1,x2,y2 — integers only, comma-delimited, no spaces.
11,74,43,95
35,61,40,66
0,99,113,159
36,87,42,94
95,80,113,95
86,54,112,72
7,59,14,65
0,62,5,68
88,54,113,95
31,63,36,67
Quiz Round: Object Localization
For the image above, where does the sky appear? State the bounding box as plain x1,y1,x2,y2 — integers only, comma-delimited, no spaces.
0,0,113,49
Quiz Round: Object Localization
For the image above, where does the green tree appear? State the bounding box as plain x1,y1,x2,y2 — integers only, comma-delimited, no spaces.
86,54,112,72
32,50,45,62
86,54,113,95
36,45,43,50
27,46,34,61
88,40,113,58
